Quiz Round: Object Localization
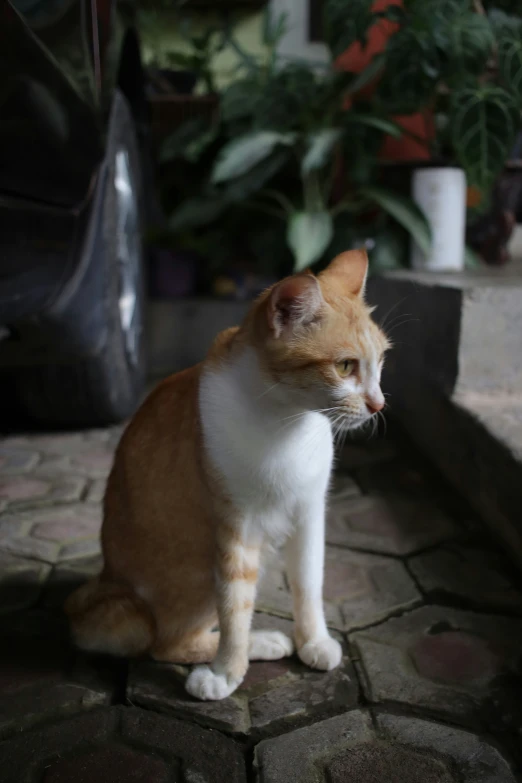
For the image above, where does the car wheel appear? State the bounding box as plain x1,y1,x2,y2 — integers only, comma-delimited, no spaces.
15,92,146,428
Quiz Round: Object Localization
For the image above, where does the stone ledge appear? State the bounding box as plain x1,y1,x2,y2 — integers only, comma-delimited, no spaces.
367,271,522,568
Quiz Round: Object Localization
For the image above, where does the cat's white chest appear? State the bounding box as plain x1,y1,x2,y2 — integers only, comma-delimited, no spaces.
200,361,333,537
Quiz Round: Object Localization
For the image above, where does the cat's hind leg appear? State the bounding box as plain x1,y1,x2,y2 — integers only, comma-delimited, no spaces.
151,627,220,664
65,578,155,657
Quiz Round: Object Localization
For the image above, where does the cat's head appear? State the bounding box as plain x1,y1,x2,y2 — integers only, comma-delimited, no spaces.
250,249,389,430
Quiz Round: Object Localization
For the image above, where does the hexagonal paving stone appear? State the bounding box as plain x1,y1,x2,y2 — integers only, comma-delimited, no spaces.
327,493,456,556
0,610,117,739
127,613,357,737
256,546,420,632
0,706,247,783
323,546,420,631
254,709,517,783
0,551,50,612
86,479,107,505
0,446,39,475
409,544,522,613
4,432,95,456
0,505,102,564
43,743,171,783
351,606,522,730
256,555,295,621
35,449,114,480
0,475,85,510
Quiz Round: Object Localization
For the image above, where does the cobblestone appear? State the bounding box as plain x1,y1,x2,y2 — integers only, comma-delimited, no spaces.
128,614,357,737
409,543,522,612
0,425,521,780
327,492,456,555
257,546,420,631
85,479,107,505
0,446,39,474
254,709,516,782
351,605,522,731
0,505,102,564
0,611,117,740
0,475,86,510
35,449,113,480
0,706,247,783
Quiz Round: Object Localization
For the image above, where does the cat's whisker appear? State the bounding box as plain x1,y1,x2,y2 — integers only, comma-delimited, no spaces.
255,382,280,400
384,316,419,336
379,296,408,333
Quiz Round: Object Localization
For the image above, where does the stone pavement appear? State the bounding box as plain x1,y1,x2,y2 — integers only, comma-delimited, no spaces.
1,423,522,781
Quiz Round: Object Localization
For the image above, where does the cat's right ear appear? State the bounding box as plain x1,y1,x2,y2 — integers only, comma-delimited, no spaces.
267,274,324,338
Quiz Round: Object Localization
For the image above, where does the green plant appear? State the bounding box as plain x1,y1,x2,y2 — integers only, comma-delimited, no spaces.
164,20,225,94
138,3,225,93
322,0,522,195
163,8,431,273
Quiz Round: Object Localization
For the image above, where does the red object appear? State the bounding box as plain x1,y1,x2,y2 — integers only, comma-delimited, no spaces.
336,0,433,161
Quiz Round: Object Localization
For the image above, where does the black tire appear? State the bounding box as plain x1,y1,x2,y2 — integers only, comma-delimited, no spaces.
15,92,146,428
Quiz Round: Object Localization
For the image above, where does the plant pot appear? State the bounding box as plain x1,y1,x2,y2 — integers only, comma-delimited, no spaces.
411,167,466,271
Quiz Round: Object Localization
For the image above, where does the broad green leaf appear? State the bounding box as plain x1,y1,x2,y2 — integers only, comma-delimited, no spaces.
489,9,522,36
212,131,296,184
184,126,218,164
497,30,522,101
159,118,208,163
220,78,261,125
302,129,342,176
361,186,432,254
370,229,407,271
287,211,334,271
450,86,519,189
223,147,291,201
347,53,386,95
324,0,377,57
349,113,402,137
169,197,227,231
444,12,493,75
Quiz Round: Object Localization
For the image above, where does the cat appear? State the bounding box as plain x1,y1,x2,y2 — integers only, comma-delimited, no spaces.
65,248,389,701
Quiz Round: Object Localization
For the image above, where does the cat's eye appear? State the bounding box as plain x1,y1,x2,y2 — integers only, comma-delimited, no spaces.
336,359,356,378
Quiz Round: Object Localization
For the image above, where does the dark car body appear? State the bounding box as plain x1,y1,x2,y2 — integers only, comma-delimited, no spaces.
0,0,150,425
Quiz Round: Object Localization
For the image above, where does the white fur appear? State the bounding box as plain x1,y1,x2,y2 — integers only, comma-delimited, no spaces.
186,347,341,701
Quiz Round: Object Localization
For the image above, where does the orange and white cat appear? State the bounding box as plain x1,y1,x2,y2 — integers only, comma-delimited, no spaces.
66,249,389,701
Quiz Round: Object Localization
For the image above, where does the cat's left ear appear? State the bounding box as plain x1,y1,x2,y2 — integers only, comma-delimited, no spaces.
320,248,368,298
267,273,324,338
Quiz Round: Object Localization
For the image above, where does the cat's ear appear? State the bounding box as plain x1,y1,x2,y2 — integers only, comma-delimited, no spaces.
267,273,324,338
320,248,368,298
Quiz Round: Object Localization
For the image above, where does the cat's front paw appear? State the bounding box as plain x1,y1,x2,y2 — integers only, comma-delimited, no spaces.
185,665,242,701
298,635,342,671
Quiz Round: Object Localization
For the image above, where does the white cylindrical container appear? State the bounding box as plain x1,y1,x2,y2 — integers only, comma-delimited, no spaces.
411,167,466,271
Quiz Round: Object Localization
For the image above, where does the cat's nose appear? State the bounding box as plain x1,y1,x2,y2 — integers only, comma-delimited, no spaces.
365,395,384,414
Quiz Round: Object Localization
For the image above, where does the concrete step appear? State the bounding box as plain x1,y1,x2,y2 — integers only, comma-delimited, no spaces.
368,269,522,568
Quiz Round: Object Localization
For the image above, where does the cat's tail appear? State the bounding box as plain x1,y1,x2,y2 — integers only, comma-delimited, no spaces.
65,577,155,657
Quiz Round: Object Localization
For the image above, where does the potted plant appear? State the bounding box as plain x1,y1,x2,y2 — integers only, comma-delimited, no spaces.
326,0,522,270
161,7,432,283
138,3,224,144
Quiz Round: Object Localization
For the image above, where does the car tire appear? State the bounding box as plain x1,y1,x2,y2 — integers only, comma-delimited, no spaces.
15,92,146,428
